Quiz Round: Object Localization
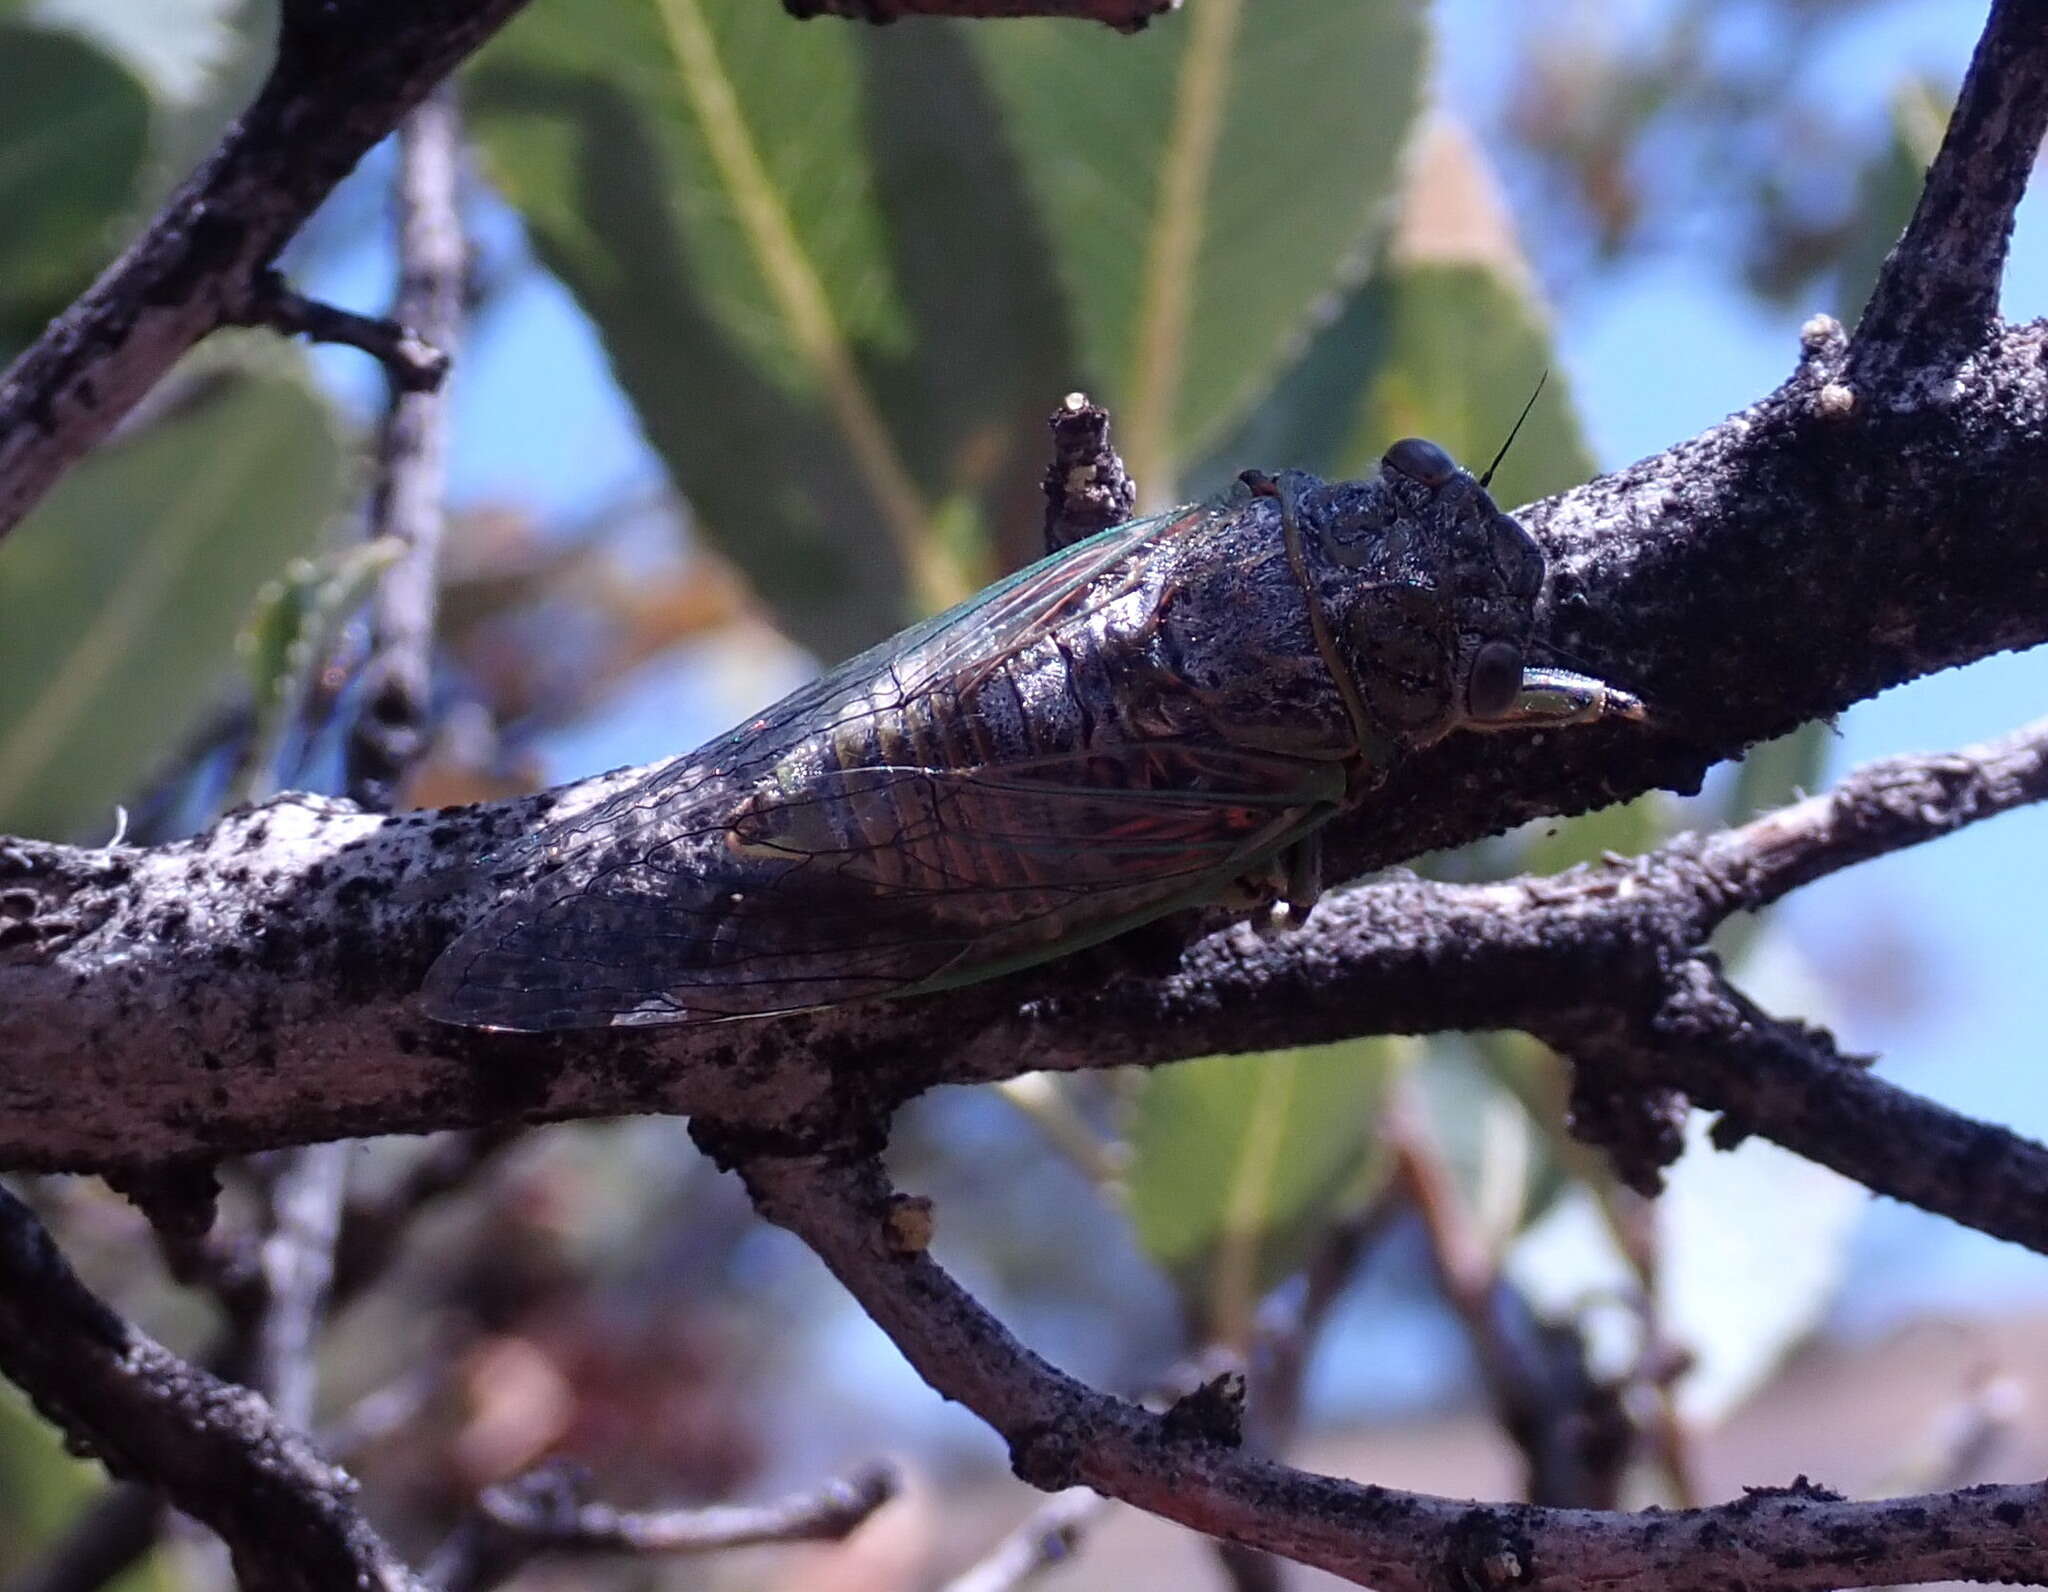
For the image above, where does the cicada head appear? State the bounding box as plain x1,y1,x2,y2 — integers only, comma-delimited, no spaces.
1269,440,1622,750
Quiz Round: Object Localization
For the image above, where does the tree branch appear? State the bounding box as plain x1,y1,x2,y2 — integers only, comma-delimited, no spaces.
7,686,2047,1245
741,1150,2048,1592
346,85,469,811
430,1459,898,1592
1041,392,1137,553
1555,959,2048,1253
0,1184,424,1592
235,272,449,394
1848,0,2048,380
0,0,530,544
7,0,2048,1194
942,1488,1109,1592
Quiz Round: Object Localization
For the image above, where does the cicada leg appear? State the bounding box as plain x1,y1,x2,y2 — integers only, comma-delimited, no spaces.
1223,831,1323,937
1467,666,1646,730
1281,829,1323,919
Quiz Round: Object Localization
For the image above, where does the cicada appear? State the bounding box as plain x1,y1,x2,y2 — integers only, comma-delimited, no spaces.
423,440,1640,1031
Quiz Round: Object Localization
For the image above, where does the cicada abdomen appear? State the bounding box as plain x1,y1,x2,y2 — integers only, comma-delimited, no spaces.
423,441,1639,1031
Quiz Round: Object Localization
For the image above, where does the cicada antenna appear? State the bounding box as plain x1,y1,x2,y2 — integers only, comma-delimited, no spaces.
1479,370,1548,491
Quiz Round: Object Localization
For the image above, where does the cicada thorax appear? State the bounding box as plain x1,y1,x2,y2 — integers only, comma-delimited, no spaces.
1262,450,1560,756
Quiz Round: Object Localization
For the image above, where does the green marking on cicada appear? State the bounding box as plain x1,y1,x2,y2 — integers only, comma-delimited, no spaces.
422,439,1642,1032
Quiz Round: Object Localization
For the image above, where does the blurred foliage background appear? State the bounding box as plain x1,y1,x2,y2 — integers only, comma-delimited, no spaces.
0,1,2032,1588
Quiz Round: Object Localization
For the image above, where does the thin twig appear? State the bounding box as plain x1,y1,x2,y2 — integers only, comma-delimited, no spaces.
1246,1188,1400,1450
347,85,468,810
234,271,448,394
1551,958,2048,1248
429,1459,899,1592
1385,1082,1630,1509
942,1488,1109,1592
14,1132,518,1592
248,1143,350,1429
0,1184,424,1591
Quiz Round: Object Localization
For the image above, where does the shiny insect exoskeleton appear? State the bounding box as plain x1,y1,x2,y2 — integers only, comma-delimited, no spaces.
423,439,1641,1031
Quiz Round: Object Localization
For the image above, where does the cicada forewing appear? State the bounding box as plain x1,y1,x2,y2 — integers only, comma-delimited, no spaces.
423,503,1346,1031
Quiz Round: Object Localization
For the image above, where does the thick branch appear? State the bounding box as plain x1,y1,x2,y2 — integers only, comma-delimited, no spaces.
0,1185,423,1592
6,0,2048,1249
743,1151,2048,1592
5,692,2048,1237
0,0,529,543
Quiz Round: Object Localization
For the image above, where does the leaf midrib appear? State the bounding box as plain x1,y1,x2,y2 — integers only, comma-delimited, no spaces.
1123,0,1242,509
651,0,963,612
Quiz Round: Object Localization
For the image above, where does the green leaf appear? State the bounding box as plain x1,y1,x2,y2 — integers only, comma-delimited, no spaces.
856,22,1078,580
0,1379,174,1590
0,18,150,351
1124,1038,1401,1344
469,1,1075,654
0,370,346,839
975,0,1425,503
28,0,242,108
235,537,405,802
1337,260,1594,511
1199,123,1592,511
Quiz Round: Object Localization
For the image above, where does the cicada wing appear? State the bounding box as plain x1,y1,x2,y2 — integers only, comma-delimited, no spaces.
421,740,1341,1031
424,504,1234,1031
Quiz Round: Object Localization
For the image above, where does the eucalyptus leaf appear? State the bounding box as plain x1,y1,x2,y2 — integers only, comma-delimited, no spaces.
1195,121,1591,511
235,537,404,802
28,0,242,108
1124,1038,1401,1343
0,371,345,839
976,0,1425,502
0,18,150,352
469,0,1075,656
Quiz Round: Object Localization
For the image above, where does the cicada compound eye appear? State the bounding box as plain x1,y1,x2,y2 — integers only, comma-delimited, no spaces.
1466,640,1525,719
1381,437,1457,487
